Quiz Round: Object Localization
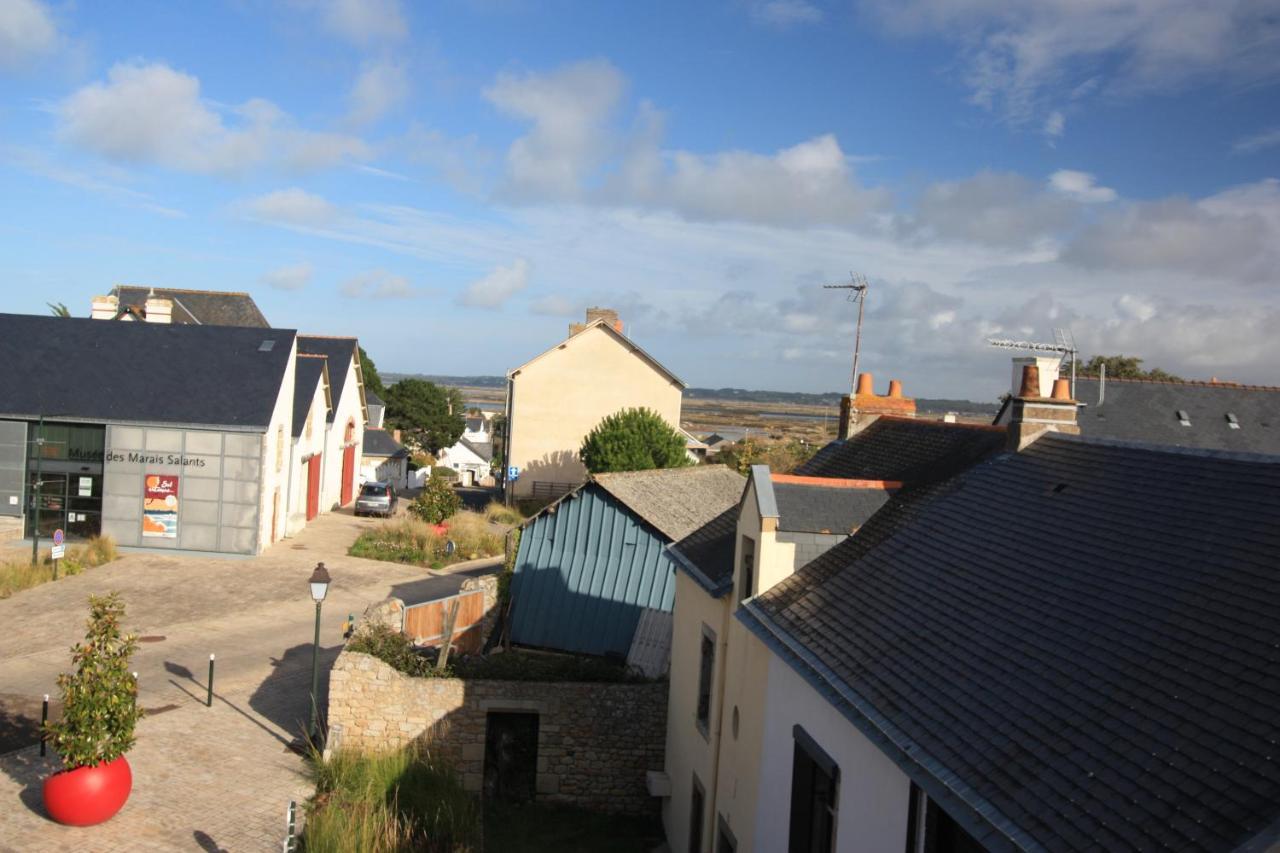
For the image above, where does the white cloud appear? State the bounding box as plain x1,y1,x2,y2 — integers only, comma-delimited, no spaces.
316,0,406,45
484,59,625,200
244,188,338,225
57,61,369,174
1233,126,1280,155
261,262,313,291
347,59,409,127
750,0,823,28
530,294,577,317
901,170,1077,247
459,259,530,308
0,0,56,70
1043,110,1065,138
863,0,1280,125
5,145,185,217
340,269,414,299
1048,169,1116,203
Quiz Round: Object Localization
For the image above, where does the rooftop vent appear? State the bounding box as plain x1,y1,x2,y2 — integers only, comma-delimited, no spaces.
259,340,276,352
1176,409,1191,427
1226,412,1240,430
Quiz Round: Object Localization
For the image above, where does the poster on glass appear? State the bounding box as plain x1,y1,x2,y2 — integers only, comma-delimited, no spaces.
142,473,179,538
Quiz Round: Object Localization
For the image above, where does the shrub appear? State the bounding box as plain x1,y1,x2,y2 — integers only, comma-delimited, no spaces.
0,536,118,599
430,466,458,482
349,515,501,569
410,478,461,524
45,592,142,768
348,622,437,677
580,407,689,474
482,501,523,526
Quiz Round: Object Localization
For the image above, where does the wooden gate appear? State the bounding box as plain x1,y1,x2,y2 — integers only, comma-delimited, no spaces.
306,455,321,521
340,445,355,506
402,589,486,653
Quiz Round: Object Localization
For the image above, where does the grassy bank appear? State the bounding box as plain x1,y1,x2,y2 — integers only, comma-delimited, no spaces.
349,513,502,570
0,537,117,600
303,744,479,853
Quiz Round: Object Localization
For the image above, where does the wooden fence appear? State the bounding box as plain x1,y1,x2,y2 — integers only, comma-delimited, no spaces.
402,589,486,654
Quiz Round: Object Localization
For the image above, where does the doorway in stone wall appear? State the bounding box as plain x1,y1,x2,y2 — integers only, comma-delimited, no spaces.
483,711,539,803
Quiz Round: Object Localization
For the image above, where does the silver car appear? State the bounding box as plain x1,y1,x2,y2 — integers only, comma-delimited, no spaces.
354,481,398,517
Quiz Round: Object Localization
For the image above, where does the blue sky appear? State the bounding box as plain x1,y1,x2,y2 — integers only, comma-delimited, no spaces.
2,0,1278,400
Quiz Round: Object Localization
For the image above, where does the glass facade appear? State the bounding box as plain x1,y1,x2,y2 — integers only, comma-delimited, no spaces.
24,422,106,540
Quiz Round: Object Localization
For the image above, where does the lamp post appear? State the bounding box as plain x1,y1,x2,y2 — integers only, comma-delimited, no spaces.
307,561,331,741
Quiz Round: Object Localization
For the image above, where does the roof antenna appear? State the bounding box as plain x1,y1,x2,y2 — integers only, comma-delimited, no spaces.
1098,362,1106,406
986,328,1079,398
823,272,869,397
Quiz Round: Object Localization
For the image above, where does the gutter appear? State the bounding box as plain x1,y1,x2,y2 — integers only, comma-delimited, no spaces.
736,600,1040,853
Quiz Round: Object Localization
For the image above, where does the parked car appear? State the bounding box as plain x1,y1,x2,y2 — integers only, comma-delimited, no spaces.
354,481,398,518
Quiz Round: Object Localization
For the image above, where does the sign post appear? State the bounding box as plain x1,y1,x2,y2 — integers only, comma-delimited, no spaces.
51,528,64,580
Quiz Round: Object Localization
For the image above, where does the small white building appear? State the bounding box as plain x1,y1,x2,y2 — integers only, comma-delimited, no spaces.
436,438,493,487
361,428,409,490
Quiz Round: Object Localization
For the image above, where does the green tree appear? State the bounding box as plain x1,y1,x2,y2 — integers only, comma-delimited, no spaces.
409,477,461,524
714,437,817,475
45,593,142,768
358,346,385,397
385,379,464,454
580,407,690,474
1078,354,1182,382
48,302,71,317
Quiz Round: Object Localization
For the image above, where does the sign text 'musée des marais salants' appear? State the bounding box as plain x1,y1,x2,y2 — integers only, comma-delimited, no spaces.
105,451,208,468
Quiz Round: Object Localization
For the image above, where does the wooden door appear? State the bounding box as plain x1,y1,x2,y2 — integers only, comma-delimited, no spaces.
306,455,321,521
340,445,355,506
483,712,539,803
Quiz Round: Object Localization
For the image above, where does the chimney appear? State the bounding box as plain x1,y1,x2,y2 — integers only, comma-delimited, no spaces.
144,290,173,324
571,307,623,336
1007,364,1080,451
839,372,916,440
392,429,402,443
90,294,119,320
1010,356,1061,398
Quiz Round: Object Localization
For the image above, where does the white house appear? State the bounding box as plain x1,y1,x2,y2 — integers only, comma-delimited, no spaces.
436,437,493,487
297,336,367,510
361,428,409,490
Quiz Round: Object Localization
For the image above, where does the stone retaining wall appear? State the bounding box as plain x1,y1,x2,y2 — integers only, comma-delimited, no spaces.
327,650,667,815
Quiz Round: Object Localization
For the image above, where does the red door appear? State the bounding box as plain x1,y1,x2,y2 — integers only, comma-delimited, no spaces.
340,445,355,506
306,455,321,521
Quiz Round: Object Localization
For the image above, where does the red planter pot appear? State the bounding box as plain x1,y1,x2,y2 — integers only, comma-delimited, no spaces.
43,755,132,826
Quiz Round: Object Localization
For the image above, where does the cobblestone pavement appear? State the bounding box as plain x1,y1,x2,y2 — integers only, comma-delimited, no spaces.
0,508,501,852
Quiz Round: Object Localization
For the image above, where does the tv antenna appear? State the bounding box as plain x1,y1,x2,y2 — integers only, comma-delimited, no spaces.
823,273,869,396
985,328,1079,397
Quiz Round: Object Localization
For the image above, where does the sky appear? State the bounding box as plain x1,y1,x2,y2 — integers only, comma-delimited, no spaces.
1,0,1278,401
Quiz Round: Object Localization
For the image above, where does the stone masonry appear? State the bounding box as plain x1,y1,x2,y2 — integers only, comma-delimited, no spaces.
328,650,667,815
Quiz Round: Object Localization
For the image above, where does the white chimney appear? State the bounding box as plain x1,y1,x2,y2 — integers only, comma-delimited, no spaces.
1010,356,1061,398
90,294,119,320
144,292,173,324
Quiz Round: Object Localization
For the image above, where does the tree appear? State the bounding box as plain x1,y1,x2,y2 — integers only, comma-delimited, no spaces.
580,407,690,474
358,346,385,397
409,477,461,524
1078,354,1182,382
715,437,817,475
385,379,465,454
48,302,70,317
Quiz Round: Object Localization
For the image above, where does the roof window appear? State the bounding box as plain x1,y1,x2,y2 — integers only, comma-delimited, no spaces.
1176,409,1191,427
1226,412,1240,430
258,339,276,352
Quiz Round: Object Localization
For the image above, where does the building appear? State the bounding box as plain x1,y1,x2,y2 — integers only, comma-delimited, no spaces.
296,336,368,511
0,314,296,554
90,286,269,326
510,465,745,659
287,353,331,535
503,308,686,500
436,438,493,487
663,364,1280,852
360,429,409,491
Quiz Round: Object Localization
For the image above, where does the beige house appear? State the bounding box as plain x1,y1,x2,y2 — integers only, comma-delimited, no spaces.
503,308,685,500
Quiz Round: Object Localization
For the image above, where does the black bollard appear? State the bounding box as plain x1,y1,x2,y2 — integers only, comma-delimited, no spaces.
40,694,48,756
207,653,215,707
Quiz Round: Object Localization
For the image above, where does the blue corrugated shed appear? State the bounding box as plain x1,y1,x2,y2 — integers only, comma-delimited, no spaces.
509,485,678,657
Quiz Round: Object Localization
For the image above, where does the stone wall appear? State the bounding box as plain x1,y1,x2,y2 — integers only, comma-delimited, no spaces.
327,650,667,815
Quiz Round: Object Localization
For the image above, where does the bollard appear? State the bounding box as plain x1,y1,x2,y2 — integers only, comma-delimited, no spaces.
132,672,138,709
207,654,215,707
40,694,48,756
283,799,297,852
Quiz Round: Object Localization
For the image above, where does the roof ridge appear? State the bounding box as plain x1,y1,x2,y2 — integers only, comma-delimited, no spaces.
1047,432,1280,465
298,334,359,341
1078,375,1280,392
771,473,902,490
112,285,254,297
874,414,1007,432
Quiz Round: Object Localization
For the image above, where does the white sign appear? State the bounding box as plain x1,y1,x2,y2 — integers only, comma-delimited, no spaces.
51,544,65,560
7,496,15,505
78,477,92,497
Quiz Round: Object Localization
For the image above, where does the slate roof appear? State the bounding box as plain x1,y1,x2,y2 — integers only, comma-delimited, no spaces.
1057,376,1280,455
292,356,328,438
773,481,891,534
797,416,1007,484
365,391,384,407
362,428,408,458
460,438,493,463
297,336,360,421
592,465,746,541
0,314,294,429
742,434,1280,852
668,505,740,596
112,286,269,327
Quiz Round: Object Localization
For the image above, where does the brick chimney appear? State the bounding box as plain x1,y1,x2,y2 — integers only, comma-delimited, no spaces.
838,372,916,439
1010,356,1061,398
570,307,623,336
1007,364,1080,451
144,290,173,324
90,294,119,320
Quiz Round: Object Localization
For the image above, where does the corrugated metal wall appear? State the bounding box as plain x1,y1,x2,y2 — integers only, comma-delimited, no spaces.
509,486,677,657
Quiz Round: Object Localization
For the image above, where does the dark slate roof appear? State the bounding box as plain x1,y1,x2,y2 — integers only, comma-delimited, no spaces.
297,336,359,421
292,357,327,438
773,481,891,534
0,314,293,429
460,438,493,462
744,434,1280,852
668,505,739,597
365,390,384,407
112,286,269,327
798,416,1007,484
1067,376,1280,455
362,428,408,458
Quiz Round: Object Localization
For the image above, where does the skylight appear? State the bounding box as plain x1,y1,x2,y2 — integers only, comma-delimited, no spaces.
258,340,276,352
1226,412,1240,430
1176,409,1191,427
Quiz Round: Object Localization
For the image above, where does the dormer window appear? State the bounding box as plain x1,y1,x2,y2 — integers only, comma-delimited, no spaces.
1176,409,1191,427
1226,412,1240,430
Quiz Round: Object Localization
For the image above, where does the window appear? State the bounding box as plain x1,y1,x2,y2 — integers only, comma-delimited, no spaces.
689,775,705,853
905,783,987,853
739,536,755,604
789,726,838,853
276,425,284,471
696,626,715,735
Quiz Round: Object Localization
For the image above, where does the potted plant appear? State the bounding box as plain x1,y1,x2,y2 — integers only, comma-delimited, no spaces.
42,592,141,826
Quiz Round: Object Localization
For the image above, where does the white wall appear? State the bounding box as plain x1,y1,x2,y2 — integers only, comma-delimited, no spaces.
754,649,914,853
320,354,364,510
287,377,329,536
258,341,297,550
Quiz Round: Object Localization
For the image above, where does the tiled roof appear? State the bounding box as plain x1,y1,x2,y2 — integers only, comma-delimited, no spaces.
363,428,408,458
297,336,359,421
112,286,269,327
772,481,892,534
592,465,746,542
0,314,294,429
797,416,1006,484
745,434,1280,851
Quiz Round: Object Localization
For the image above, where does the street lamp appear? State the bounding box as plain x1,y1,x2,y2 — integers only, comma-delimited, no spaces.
307,561,331,741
